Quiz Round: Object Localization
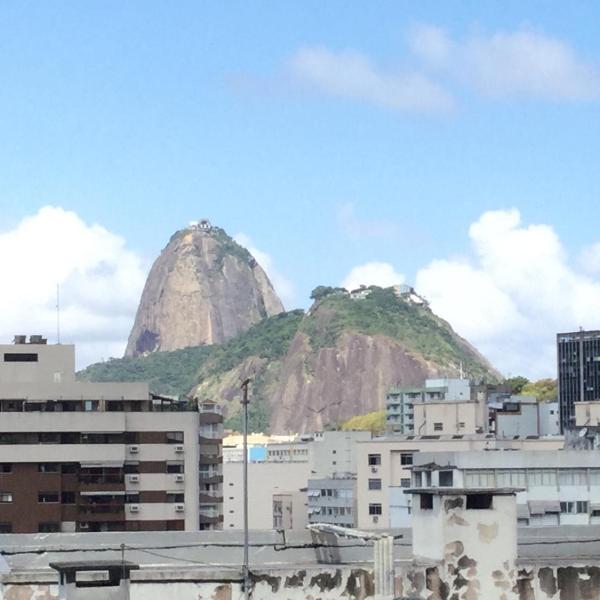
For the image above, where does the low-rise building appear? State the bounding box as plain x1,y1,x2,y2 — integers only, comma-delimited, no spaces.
411,449,600,527
355,434,565,529
490,396,560,437
272,490,307,530
307,476,356,528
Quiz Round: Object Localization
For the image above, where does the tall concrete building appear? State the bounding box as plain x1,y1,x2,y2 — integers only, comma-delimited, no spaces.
558,330,600,431
0,336,223,533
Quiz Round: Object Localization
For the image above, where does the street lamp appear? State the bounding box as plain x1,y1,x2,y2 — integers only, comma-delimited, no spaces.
240,377,251,600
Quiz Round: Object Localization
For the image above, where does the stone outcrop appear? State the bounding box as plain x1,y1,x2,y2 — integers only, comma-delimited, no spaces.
125,224,283,356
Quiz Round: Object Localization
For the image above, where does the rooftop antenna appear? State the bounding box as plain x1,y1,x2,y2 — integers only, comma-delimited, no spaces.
56,284,61,344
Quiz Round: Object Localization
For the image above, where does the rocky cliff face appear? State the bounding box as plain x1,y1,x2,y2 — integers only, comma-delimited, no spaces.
124,224,284,356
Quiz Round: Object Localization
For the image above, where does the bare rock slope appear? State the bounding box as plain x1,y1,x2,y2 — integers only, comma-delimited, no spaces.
125,223,283,356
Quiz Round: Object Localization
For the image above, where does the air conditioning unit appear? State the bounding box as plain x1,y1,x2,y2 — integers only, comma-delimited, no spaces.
174,445,184,454
371,466,378,474
128,445,139,454
372,516,379,523
175,474,185,483
128,474,139,483
129,504,140,513
79,522,89,530
175,504,185,513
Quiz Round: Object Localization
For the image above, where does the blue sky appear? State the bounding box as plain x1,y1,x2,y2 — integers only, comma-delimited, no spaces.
1,2,600,376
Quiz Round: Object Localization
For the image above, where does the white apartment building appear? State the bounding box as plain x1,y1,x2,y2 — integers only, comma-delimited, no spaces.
355,434,565,530
411,450,600,527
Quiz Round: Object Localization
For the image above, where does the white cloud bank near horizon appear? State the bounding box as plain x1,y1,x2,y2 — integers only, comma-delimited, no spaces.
0,206,147,369
342,209,600,379
287,24,600,113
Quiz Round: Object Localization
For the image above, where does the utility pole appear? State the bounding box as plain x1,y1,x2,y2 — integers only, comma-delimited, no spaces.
240,378,251,600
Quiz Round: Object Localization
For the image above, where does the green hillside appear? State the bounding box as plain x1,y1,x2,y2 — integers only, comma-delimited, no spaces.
79,286,499,431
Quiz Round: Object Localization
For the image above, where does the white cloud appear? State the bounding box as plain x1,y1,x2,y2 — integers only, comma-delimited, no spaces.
288,46,455,113
409,24,600,101
0,206,147,368
415,209,600,378
341,262,405,291
234,233,295,308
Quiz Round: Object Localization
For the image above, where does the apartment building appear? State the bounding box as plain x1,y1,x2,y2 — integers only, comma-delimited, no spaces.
307,476,356,528
411,450,600,527
355,434,564,530
0,336,223,533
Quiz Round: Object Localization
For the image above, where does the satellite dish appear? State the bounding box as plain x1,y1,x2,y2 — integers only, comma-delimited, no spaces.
579,427,588,438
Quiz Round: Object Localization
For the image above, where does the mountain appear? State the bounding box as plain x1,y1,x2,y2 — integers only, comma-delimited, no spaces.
82,286,500,433
124,221,284,356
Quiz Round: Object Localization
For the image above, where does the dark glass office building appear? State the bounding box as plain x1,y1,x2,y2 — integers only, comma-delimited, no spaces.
557,330,600,431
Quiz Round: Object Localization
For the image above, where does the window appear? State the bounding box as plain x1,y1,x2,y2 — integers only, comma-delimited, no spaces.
559,469,587,486
166,462,184,474
439,471,454,487
0,493,13,503
124,462,139,474
0,522,11,533
368,478,382,490
0,464,11,473
420,494,433,510
38,463,59,473
465,470,495,488
400,453,413,465
368,454,381,466
577,501,589,514
38,492,59,503
527,470,557,487
167,493,185,503
400,478,411,488
61,463,78,474
61,492,76,504
167,432,184,443
368,503,382,515
4,353,38,362
496,470,526,488
433,422,443,432
38,522,60,533
466,494,493,509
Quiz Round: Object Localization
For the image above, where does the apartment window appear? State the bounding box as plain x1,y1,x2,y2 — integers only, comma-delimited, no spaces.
400,478,411,488
61,463,78,474
368,478,382,490
559,469,587,486
465,470,495,488
61,492,76,504
0,493,12,503
560,501,588,514
38,492,59,503
0,522,12,533
496,469,526,488
527,470,557,487
420,494,433,510
167,493,185,503
368,503,382,515
368,454,381,466
38,522,60,533
124,462,139,474
4,353,38,362
466,494,493,510
167,432,184,443
439,471,454,487
433,423,443,432
0,464,11,473
40,432,60,444
400,453,413,465
38,463,59,473
590,469,600,485
166,462,184,474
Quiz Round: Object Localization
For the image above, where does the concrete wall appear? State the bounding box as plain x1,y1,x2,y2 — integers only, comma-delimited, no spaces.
0,343,75,384
412,401,483,435
223,461,310,529
308,430,371,477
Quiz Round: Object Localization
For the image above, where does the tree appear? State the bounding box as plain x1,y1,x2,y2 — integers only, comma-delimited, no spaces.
341,411,386,434
521,379,557,402
503,376,530,394
310,286,346,301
